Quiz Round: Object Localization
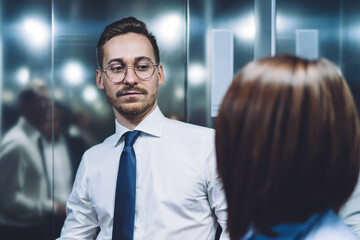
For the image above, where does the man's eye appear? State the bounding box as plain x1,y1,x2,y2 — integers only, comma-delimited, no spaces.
109,65,124,72
136,64,150,71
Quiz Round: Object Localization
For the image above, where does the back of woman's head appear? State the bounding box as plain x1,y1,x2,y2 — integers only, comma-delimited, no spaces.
215,55,360,239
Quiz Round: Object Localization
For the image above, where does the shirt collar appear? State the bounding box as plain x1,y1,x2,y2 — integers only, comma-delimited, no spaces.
18,117,41,142
247,210,333,240
114,106,165,147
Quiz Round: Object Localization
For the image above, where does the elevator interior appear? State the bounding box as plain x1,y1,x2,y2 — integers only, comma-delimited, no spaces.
0,0,359,238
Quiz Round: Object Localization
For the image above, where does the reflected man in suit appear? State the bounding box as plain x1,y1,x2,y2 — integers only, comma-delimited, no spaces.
0,80,66,240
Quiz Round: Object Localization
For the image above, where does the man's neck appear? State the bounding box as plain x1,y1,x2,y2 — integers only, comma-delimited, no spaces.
114,106,156,130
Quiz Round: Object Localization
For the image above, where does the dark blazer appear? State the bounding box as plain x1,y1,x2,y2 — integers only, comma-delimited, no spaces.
64,133,88,181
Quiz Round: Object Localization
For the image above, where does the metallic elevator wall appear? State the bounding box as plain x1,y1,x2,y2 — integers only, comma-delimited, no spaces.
1,0,53,137
188,0,253,126
0,0,188,238
340,0,360,109
1,0,188,142
276,0,360,116
276,0,341,65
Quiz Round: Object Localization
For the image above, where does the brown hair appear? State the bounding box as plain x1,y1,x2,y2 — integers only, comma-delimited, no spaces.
215,55,360,239
96,16,160,68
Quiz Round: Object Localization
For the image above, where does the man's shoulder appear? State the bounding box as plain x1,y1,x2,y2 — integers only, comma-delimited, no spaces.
82,133,118,156
161,118,215,151
1,125,29,148
165,118,214,135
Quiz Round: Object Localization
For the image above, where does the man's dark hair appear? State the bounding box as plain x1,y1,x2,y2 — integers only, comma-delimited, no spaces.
96,16,160,68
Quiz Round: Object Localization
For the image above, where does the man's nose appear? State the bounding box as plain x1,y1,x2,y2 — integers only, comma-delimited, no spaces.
123,66,138,84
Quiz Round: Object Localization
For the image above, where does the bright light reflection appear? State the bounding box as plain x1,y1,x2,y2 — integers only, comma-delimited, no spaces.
154,13,184,46
276,14,296,33
83,85,98,102
16,67,30,85
23,18,49,47
2,90,16,104
63,61,84,85
189,63,206,85
54,89,64,101
234,15,256,41
94,101,106,113
349,23,360,42
175,86,184,100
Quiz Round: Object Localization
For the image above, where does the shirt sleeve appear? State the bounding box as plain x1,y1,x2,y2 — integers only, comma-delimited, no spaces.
205,136,230,240
58,155,99,240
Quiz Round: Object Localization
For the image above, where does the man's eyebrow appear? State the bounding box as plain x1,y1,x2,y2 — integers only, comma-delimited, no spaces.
135,56,153,62
107,58,125,65
106,56,154,66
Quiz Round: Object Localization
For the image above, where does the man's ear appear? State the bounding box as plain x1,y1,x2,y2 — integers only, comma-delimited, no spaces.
157,64,165,86
96,69,105,90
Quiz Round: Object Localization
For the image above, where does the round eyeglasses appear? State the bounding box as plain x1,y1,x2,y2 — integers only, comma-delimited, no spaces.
98,60,159,83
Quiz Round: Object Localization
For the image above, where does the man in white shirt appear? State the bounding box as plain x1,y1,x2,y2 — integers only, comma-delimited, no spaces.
0,80,66,240
59,16,228,240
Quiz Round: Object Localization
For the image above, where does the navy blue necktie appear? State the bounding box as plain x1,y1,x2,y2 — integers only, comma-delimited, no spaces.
112,130,141,240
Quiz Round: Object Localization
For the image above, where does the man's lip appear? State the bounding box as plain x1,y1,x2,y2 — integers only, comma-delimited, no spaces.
120,91,142,96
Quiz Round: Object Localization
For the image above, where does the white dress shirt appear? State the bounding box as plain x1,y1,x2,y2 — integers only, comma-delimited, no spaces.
244,210,359,240
0,117,53,227
340,176,360,237
59,106,229,240
42,135,73,204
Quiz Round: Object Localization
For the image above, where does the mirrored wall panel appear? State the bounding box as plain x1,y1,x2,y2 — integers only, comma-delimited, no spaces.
0,0,187,239
0,1,55,239
276,0,360,108
188,0,254,126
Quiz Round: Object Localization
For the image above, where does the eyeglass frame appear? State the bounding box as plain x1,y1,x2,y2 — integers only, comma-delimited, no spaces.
97,60,159,84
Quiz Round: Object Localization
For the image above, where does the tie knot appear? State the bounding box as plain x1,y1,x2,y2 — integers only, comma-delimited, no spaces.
124,130,140,147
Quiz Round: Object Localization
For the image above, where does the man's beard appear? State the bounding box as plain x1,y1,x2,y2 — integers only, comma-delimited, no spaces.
105,85,157,118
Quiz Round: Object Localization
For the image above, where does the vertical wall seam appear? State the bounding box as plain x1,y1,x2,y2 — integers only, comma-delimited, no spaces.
185,0,190,122
271,0,276,56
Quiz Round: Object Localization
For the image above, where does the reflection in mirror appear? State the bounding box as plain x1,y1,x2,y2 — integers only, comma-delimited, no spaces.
0,80,58,239
1,1,188,239
0,1,57,239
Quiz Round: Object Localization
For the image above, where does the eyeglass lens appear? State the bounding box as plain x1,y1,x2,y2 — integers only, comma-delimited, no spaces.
105,60,156,82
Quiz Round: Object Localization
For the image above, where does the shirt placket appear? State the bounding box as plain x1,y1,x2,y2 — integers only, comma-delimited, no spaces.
134,137,144,239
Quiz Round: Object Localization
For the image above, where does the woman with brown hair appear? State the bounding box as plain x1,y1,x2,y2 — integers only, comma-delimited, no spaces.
215,55,360,239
